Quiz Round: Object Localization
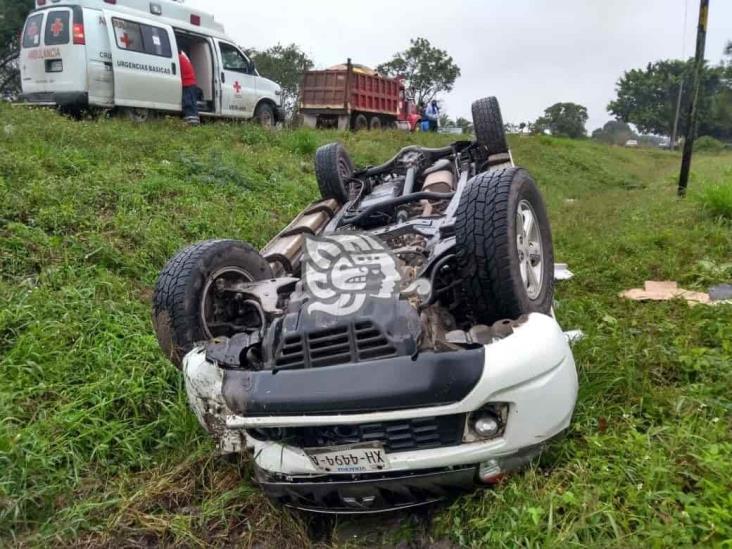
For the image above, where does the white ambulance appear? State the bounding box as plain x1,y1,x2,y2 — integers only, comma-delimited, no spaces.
19,0,285,125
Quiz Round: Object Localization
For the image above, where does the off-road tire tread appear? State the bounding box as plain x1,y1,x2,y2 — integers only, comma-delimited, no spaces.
471,97,508,156
152,239,272,368
455,167,553,323
314,142,352,203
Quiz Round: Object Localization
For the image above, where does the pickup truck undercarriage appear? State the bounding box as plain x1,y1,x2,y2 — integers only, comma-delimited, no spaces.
152,97,578,513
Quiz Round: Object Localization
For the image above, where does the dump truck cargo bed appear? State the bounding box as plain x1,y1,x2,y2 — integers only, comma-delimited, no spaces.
300,59,418,131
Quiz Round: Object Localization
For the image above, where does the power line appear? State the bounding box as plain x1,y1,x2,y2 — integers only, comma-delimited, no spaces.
682,0,689,58
670,0,690,150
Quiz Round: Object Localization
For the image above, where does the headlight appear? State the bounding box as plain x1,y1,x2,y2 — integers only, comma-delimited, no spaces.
463,403,508,442
473,414,500,438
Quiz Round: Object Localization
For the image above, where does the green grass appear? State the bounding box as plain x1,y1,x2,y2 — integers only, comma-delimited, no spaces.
695,180,732,221
1,105,730,547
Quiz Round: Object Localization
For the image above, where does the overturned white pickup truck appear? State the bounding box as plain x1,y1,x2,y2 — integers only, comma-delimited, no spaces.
153,97,578,513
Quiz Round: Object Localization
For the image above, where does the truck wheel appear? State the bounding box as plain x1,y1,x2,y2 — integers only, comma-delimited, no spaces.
353,113,368,131
254,102,275,128
455,167,554,324
314,142,354,203
152,239,273,368
369,116,382,130
471,97,508,155
125,107,152,123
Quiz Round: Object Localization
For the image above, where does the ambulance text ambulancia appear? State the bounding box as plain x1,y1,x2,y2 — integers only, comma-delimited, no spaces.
19,0,284,125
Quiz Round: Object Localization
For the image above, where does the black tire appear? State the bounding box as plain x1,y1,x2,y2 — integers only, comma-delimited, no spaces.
369,116,382,130
455,167,554,324
152,240,273,368
314,142,354,203
254,102,275,128
471,97,508,155
353,113,368,131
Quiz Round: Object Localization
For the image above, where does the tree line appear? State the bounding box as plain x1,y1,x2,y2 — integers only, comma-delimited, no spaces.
250,37,460,119
525,43,731,143
0,0,34,96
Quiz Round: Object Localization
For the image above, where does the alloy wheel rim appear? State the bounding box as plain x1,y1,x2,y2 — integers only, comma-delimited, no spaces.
515,199,544,299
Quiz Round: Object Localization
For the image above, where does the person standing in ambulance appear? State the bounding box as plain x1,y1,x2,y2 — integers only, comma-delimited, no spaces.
179,50,200,125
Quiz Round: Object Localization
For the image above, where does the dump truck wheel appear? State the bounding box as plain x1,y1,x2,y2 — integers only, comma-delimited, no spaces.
369,116,382,130
471,96,509,155
314,142,354,203
455,167,554,323
153,240,273,368
353,113,368,131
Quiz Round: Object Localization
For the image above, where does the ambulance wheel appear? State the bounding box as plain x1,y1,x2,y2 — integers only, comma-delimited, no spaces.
153,239,274,368
58,105,83,120
369,116,382,130
352,113,368,131
124,107,153,123
254,103,275,128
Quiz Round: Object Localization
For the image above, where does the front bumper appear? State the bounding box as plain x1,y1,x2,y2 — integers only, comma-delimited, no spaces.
256,465,478,514
254,438,555,513
183,313,578,510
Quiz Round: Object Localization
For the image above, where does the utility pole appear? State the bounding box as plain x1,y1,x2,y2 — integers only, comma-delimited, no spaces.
678,0,709,197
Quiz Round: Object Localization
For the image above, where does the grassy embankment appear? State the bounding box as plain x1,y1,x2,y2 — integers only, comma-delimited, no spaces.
0,105,730,547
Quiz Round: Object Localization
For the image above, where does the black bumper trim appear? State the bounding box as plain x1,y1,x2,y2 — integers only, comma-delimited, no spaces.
257,466,477,514
222,347,485,416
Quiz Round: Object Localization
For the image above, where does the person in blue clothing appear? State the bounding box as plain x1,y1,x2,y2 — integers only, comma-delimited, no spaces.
423,100,440,132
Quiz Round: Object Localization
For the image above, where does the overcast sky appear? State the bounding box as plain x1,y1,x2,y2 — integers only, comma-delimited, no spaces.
187,0,731,132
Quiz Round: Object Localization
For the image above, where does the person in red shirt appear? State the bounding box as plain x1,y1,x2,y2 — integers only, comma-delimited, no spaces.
179,50,200,125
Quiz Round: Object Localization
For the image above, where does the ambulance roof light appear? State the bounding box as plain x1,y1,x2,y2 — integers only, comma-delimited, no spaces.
190,14,201,26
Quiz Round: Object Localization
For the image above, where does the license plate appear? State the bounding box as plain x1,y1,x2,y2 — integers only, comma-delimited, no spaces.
47,59,63,73
305,442,389,473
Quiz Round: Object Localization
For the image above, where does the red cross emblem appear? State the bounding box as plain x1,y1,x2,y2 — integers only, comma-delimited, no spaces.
120,32,133,48
233,81,242,94
51,18,64,37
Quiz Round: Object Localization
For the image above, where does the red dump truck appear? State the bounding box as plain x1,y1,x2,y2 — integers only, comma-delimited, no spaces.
300,59,421,131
